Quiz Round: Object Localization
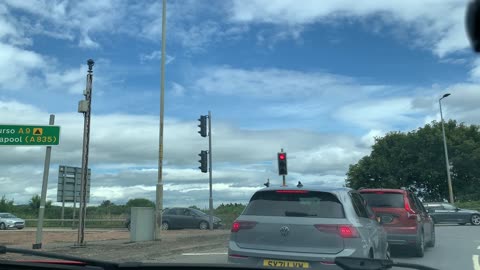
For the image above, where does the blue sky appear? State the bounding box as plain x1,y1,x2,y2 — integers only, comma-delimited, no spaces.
1,0,479,206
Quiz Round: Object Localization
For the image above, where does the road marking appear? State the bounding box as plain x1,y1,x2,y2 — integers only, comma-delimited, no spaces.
182,252,227,256
473,255,480,270
478,246,480,250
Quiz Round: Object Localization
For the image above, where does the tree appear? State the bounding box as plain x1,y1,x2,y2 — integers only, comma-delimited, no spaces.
0,195,14,212
125,198,155,208
346,120,480,201
29,195,52,211
100,200,114,207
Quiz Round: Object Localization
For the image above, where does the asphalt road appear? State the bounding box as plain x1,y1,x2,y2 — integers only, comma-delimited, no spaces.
160,225,480,270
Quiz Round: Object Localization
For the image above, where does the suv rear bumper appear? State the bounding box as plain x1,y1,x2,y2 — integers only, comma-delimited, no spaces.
228,241,361,269
386,232,418,245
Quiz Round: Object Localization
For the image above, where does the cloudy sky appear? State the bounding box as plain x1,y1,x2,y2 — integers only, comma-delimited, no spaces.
1,0,479,207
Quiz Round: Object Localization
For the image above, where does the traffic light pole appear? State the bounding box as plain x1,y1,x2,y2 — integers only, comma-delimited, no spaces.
208,111,213,230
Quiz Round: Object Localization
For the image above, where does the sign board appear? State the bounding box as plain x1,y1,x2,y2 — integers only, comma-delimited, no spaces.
0,125,60,146
57,165,90,203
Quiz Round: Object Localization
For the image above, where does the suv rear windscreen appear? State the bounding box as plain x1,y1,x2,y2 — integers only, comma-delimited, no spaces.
243,190,345,218
360,192,404,208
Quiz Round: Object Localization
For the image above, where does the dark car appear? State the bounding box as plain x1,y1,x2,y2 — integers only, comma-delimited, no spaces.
359,189,435,257
125,207,222,230
423,202,480,226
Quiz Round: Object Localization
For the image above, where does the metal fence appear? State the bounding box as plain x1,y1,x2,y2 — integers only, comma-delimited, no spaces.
24,218,126,228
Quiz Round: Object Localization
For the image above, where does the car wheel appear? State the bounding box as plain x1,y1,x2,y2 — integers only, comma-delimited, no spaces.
426,226,435,248
161,222,169,230
199,221,209,230
414,232,425,257
471,214,480,226
0,223,5,230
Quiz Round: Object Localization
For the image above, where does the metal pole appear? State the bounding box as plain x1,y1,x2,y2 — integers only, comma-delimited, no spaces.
33,114,54,249
72,178,77,229
61,175,65,226
208,111,213,230
439,98,454,204
155,0,167,240
76,60,94,246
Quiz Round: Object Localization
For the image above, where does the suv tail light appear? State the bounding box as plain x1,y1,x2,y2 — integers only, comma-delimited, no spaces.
404,194,417,219
314,224,359,238
231,221,257,232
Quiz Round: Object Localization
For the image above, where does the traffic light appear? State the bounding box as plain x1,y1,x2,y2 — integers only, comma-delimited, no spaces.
278,152,287,175
199,150,208,173
198,115,207,137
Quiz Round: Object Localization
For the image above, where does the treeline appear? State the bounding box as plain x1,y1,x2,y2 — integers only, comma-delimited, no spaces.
0,195,247,227
347,120,480,202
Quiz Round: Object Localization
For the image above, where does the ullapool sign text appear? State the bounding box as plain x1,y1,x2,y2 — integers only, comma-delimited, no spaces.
0,125,60,146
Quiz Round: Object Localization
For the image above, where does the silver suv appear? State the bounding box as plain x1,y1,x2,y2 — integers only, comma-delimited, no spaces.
228,186,389,268
0,212,25,230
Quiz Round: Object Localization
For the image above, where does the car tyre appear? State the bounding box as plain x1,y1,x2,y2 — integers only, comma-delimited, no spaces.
161,222,169,230
199,221,209,230
0,223,5,230
471,214,480,226
414,232,425,257
426,226,435,248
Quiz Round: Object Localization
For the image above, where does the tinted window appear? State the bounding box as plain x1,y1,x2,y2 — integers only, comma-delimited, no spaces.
350,193,369,218
361,192,405,208
442,203,457,210
165,209,177,215
190,209,207,216
243,190,345,218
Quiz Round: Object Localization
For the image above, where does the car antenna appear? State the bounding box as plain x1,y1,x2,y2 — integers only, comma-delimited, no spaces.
264,178,270,187
297,181,303,188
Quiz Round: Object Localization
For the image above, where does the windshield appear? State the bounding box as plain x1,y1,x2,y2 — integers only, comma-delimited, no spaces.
1,1,478,270
0,213,16,218
361,193,405,208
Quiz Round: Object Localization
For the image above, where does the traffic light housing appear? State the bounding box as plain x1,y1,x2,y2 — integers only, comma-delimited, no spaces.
278,152,287,175
199,150,208,173
198,115,207,137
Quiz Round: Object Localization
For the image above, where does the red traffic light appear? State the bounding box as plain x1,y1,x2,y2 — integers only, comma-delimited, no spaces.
279,154,285,160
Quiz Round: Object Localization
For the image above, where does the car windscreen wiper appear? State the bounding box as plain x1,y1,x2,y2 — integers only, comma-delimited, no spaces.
335,257,439,270
0,245,118,270
284,211,317,217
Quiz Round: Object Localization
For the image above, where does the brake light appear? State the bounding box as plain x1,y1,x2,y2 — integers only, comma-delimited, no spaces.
338,225,359,238
314,224,359,238
231,221,257,232
404,196,416,214
276,190,308,194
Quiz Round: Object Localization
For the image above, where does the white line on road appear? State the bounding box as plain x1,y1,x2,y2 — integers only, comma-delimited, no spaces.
182,252,227,256
473,255,480,270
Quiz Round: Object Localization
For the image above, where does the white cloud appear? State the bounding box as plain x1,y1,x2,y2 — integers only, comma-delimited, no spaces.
194,66,387,99
139,51,175,64
0,100,372,204
170,82,185,96
229,0,469,57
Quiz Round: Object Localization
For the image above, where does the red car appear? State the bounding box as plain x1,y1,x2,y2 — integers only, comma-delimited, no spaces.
359,188,435,257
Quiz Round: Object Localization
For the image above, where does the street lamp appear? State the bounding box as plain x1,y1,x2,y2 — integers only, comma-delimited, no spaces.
439,93,454,204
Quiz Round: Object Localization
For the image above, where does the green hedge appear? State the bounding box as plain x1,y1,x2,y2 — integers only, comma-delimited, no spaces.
456,201,480,211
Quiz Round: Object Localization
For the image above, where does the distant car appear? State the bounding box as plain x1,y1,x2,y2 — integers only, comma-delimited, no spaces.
359,188,435,257
423,202,480,226
125,207,223,231
228,186,389,268
0,213,25,230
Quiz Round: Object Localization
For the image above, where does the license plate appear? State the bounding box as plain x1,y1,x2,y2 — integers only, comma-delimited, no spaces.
263,259,310,268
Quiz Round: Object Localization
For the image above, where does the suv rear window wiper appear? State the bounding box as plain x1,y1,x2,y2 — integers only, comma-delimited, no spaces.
284,211,318,217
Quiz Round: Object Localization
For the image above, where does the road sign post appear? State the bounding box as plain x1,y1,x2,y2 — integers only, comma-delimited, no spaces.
0,125,60,146
33,114,55,250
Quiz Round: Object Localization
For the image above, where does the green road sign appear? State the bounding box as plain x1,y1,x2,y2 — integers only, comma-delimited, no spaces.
0,125,60,146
